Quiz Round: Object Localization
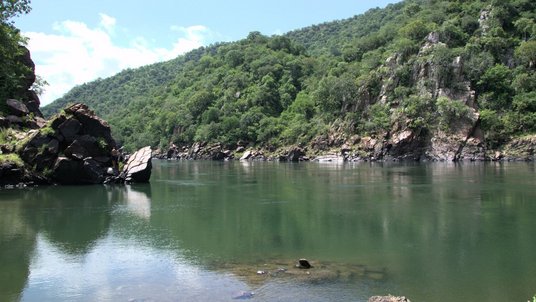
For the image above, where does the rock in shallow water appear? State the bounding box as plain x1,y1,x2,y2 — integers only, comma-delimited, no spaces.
122,146,152,183
232,291,254,300
368,295,411,302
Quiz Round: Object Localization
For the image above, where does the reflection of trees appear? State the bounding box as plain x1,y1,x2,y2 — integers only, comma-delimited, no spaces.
21,186,116,255
134,161,536,301
0,195,36,302
0,184,151,301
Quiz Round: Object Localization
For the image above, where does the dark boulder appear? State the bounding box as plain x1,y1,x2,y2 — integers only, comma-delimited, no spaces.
19,132,60,172
0,162,24,185
287,147,305,162
52,157,105,185
58,118,82,143
122,146,152,183
211,150,226,161
0,117,9,128
17,46,36,91
64,103,115,147
6,115,23,126
64,135,107,160
52,157,81,184
6,99,29,117
297,259,312,269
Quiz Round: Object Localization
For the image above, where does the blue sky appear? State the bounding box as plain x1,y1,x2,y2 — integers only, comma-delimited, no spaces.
15,0,399,105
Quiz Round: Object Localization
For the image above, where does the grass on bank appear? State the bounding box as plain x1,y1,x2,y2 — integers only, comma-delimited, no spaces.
0,153,24,167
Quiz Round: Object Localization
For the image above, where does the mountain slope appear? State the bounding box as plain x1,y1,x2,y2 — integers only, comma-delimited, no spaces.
42,0,536,159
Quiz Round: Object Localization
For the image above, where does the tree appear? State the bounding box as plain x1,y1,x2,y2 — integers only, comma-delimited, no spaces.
514,17,535,41
515,41,536,68
0,0,32,111
399,19,435,41
478,64,514,111
0,0,31,24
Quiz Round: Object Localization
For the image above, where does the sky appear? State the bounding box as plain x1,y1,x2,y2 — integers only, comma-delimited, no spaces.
15,0,399,106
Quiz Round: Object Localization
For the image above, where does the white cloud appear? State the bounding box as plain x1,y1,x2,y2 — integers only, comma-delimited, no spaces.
99,13,116,34
23,14,215,106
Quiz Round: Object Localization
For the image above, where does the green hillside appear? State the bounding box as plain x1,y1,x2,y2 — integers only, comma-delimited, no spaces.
43,0,536,153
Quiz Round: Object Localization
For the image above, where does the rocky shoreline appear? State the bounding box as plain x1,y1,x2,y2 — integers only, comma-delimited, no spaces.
154,136,535,163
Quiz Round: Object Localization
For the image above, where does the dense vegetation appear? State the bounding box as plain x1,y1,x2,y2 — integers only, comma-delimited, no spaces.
0,0,32,113
44,0,536,152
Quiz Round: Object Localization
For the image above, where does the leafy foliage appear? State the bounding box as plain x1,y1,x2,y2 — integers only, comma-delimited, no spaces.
42,0,536,151
0,0,32,113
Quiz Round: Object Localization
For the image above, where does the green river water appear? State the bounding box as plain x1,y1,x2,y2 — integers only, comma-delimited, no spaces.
0,160,535,301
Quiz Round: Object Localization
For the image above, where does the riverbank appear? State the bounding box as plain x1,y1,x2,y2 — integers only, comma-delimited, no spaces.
155,135,536,163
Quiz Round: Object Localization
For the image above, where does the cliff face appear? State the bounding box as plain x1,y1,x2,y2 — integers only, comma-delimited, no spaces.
368,32,485,161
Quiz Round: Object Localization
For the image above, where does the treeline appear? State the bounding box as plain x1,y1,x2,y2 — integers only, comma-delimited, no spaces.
44,0,536,152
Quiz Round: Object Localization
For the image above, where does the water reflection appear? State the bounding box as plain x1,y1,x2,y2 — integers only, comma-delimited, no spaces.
0,161,535,301
121,185,152,219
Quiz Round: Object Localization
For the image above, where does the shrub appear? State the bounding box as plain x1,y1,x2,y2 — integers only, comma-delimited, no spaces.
436,96,471,131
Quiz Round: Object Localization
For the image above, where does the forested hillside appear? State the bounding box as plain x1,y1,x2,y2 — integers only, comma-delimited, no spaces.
43,0,536,158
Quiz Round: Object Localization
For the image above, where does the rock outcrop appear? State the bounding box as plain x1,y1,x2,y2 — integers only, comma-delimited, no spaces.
10,103,118,185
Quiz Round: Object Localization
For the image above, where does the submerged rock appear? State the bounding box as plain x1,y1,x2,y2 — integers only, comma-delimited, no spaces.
368,295,411,302
232,291,254,300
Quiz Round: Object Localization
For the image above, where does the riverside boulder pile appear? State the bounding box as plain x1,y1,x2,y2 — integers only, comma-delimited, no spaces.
1,102,152,186
17,103,117,185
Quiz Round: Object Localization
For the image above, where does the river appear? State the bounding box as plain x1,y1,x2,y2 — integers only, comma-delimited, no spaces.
1,160,535,301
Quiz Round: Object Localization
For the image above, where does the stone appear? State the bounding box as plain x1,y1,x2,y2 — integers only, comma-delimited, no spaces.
0,162,24,185
18,46,36,90
52,157,105,184
52,157,82,184
341,144,352,154
240,150,253,161
64,135,106,160
58,118,82,142
25,99,43,118
6,115,23,125
297,259,312,269
211,150,226,161
6,99,29,117
35,117,47,128
122,146,152,183
368,295,411,302
287,147,305,162
50,114,67,130
64,103,116,147
82,158,106,184
0,117,9,128
315,155,345,163
232,291,254,300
